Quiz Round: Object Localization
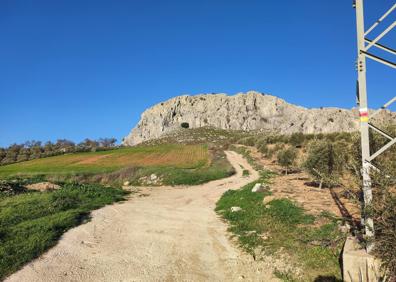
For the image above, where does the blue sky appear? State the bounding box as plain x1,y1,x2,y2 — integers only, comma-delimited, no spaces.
0,0,395,147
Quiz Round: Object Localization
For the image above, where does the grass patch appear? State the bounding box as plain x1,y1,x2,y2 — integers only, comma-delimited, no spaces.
216,176,344,281
0,183,127,280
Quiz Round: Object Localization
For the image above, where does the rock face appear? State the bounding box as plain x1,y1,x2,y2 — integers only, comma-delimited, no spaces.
123,91,395,146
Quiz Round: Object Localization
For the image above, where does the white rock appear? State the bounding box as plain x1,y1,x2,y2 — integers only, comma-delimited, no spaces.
263,195,277,205
231,206,242,212
150,174,158,181
251,183,267,193
121,91,394,146
25,182,61,191
123,181,130,186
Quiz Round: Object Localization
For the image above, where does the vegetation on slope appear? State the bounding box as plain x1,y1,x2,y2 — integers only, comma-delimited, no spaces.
0,144,234,186
0,183,127,280
216,177,344,281
0,138,118,166
232,126,396,279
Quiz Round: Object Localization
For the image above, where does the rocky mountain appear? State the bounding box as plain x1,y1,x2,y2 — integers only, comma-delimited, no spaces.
123,91,395,146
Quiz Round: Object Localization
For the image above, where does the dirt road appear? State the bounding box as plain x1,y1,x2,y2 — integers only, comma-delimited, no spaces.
6,151,278,282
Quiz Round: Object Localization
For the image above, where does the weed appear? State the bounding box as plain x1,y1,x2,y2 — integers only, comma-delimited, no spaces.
242,170,250,177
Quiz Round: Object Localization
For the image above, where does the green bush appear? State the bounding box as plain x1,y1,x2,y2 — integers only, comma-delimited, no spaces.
277,147,297,175
289,133,305,147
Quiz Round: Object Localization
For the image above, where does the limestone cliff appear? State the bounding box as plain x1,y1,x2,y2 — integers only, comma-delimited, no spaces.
123,91,394,146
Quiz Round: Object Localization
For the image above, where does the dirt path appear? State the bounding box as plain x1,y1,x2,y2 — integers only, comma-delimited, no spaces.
7,151,278,282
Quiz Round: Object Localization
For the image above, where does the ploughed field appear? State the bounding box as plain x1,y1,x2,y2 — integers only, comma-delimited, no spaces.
0,144,234,186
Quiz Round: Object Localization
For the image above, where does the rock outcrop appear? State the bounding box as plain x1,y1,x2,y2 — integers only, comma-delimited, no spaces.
123,91,395,146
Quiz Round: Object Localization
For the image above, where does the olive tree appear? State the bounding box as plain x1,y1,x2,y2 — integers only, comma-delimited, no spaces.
303,140,346,188
277,147,297,175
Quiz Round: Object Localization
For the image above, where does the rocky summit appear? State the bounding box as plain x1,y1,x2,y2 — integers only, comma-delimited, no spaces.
123,91,395,146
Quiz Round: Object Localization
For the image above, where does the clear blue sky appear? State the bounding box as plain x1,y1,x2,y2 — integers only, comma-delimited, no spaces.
1,0,395,147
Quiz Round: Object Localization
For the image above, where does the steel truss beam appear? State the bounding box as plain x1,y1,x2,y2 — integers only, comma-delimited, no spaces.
361,51,396,69
365,3,396,36
365,38,396,56
366,21,396,51
371,97,396,118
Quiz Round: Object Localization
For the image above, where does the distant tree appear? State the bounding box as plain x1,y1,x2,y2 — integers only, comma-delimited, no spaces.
17,147,31,162
98,138,117,148
0,148,6,163
2,144,22,165
55,139,75,153
277,147,297,175
80,139,99,152
24,140,41,149
29,141,43,159
43,141,55,157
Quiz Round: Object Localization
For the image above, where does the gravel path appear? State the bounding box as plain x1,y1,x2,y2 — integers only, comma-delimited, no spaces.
6,151,278,282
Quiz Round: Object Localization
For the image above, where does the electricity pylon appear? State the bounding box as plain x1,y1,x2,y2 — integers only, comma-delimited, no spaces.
353,0,396,252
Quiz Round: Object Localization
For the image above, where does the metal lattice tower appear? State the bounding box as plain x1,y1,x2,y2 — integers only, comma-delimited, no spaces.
353,0,396,252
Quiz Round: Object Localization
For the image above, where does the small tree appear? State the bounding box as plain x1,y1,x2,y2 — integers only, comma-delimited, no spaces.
43,141,55,157
303,140,346,188
277,147,297,175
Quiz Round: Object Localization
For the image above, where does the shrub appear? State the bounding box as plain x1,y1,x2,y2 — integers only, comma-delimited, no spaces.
180,122,190,129
258,143,269,156
237,137,256,146
373,188,396,278
255,138,268,149
0,180,27,197
289,132,305,147
371,156,396,278
277,148,297,175
266,135,288,144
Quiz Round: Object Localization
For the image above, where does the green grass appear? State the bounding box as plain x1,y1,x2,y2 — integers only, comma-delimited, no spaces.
0,183,127,280
0,144,208,177
0,144,234,186
216,176,344,281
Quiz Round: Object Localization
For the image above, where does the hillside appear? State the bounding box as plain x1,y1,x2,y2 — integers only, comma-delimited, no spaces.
123,91,395,146
0,144,234,186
